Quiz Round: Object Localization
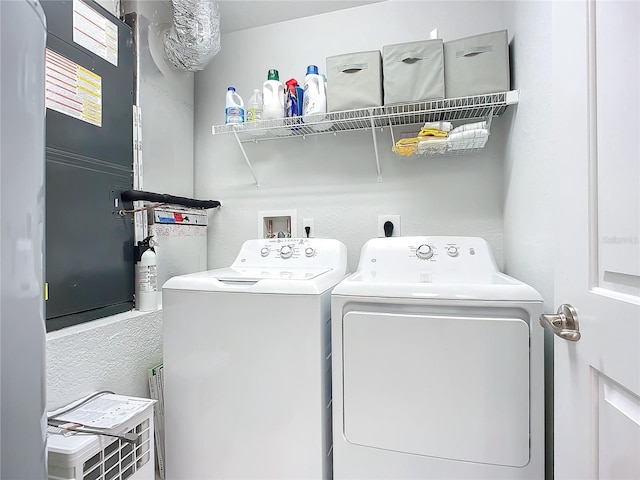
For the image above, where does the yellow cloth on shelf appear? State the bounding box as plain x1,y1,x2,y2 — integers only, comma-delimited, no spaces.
393,125,449,157
417,127,448,138
392,137,419,157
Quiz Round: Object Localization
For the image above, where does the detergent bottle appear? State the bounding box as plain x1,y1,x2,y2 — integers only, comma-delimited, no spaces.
262,69,285,121
302,65,327,123
225,87,244,124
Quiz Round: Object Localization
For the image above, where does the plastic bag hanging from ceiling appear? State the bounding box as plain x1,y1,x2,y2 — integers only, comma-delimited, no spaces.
164,0,221,71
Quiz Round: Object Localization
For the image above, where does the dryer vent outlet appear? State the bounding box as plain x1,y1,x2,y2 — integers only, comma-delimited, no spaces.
378,215,401,237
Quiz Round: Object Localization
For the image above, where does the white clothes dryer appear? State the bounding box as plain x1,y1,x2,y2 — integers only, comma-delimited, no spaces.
331,236,544,479
162,238,347,480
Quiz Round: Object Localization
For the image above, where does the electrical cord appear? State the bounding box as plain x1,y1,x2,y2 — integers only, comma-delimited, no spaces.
47,390,115,420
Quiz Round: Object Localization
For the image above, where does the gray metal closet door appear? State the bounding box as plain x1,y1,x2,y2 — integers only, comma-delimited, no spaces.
0,1,48,478
41,0,135,330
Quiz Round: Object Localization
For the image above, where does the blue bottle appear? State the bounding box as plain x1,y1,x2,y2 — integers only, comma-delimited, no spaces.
285,78,302,117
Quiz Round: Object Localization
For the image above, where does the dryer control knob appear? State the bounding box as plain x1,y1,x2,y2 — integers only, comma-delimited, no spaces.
280,245,293,259
305,247,315,257
446,246,459,257
260,247,270,257
416,244,433,260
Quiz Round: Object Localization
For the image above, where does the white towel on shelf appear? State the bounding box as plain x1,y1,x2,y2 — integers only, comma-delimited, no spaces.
448,137,488,150
448,128,489,150
449,121,487,135
448,128,489,141
448,139,488,150
417,138,448,155
423,121,453,132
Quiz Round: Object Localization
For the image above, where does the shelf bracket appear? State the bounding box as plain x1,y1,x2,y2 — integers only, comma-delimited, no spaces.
369,114,382,182
233,132,259,188
389,124,397,154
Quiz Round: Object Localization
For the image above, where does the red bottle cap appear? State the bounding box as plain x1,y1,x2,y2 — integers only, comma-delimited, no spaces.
285,78,299,94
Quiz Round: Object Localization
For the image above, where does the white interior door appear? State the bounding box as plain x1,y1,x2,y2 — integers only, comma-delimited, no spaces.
551,1,640,478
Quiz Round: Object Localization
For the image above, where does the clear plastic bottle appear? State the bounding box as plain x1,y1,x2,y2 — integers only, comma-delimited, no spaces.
225,87,244,124
246,88,263,123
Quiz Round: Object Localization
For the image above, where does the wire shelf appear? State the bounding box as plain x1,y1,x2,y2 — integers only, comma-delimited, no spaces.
210,90,518,186
212,91,517,143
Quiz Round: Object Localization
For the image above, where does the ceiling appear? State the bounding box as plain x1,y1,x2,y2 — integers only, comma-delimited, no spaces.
217,1,384,34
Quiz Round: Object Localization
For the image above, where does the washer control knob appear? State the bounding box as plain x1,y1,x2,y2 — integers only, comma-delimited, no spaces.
446,246,459,257
260,247,270,257
416,244,433,260
305,247,315,257
280,245,293,259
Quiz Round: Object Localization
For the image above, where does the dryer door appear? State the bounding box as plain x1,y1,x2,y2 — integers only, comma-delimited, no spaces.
342,311,530,467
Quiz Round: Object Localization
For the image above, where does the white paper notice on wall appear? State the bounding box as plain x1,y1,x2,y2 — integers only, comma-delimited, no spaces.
73,0,118,67
45,49,103,127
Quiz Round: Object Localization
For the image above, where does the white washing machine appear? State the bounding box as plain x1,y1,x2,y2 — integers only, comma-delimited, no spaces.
162,238,347,480
331,236,544,479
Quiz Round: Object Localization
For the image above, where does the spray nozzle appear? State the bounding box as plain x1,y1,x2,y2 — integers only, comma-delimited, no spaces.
285,78,299,95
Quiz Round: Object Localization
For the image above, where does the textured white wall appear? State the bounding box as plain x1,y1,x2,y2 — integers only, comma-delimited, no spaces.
46,310,162,410
195,1,510,272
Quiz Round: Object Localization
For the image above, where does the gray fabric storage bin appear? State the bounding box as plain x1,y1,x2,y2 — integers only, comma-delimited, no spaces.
383,39,444,105
326,50,382,112
444,30,510,98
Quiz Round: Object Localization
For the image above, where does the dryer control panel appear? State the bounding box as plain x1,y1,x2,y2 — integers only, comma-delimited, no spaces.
356,236,499,283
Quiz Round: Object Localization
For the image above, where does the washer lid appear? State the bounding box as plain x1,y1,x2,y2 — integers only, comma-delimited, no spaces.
212,266,332,282
163,266,343,294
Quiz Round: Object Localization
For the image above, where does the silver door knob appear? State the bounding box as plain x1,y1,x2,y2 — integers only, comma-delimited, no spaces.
539,304,581,342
